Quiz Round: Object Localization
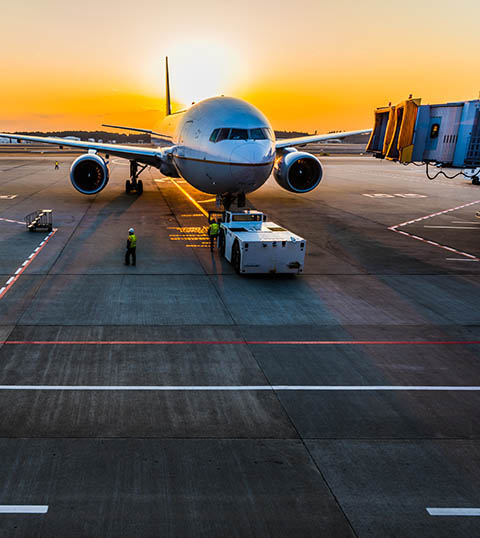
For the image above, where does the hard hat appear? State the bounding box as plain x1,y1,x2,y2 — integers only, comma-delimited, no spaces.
128,228,134,233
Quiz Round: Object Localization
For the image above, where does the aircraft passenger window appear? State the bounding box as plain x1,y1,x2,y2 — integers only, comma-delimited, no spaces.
216,128,230,142
209,129,220,142
430,123,440,139
250,128,267,140
229,129,248,140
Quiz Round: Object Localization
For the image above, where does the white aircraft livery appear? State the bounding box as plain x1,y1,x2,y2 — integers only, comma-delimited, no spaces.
1,58,371,208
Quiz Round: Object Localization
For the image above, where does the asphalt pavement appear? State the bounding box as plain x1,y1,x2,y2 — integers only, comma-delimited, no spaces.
0,154,479,537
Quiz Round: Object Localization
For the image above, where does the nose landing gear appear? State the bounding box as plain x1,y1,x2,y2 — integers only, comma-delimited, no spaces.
125,160,148,195
218,192,246,210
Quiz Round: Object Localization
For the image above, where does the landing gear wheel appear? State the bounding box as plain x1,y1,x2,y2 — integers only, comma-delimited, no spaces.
222,193,235,211
232,241,241,274
219,229,226,257
237,192,246,208
125,180,131,193
137,179,143,195
472,177,480,185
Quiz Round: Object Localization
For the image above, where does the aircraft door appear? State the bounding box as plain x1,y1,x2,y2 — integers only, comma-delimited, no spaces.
178,120,194,158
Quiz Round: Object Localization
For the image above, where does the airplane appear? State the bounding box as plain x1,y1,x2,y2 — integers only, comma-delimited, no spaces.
0,58,371,209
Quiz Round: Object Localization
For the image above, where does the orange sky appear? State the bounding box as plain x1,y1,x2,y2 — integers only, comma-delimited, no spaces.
2,0,479,133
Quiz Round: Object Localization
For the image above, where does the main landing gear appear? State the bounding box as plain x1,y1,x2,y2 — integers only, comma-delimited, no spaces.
218,192,246,210
125,160,147,195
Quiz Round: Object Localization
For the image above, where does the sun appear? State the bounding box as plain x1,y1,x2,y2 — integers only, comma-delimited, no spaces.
151,39,248,109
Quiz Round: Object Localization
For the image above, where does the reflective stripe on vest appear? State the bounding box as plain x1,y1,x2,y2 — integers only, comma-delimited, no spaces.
129,234,136,248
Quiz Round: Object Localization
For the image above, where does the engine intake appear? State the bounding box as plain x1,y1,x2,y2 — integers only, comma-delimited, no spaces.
70,154,109,195
273,151,323,193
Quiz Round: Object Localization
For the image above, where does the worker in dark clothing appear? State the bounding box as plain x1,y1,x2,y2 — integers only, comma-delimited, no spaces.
54,161,59,170
125,227,137,266
208,219,220,252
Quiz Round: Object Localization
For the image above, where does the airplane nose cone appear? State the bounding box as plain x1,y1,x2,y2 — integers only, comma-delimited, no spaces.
230,142,274,188
230,142,266,165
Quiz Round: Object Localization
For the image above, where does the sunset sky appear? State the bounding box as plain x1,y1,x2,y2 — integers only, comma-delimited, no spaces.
2,0,479,133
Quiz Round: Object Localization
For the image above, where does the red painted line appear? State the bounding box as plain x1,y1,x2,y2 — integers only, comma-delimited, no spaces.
0,229,57,300
1,340,479,345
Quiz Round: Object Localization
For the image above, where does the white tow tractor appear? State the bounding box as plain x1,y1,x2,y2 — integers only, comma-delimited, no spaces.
209,209,306,274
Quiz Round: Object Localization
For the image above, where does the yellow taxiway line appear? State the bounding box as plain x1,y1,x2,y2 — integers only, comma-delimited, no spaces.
168,179,209,218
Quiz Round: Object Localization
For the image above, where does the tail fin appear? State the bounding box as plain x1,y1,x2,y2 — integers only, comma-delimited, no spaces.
165,56,172,116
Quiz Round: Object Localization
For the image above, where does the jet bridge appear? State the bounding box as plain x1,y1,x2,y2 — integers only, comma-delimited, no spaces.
367,97,480,184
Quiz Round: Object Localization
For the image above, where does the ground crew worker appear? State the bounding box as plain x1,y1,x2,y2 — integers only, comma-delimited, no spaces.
54,161,59,170
208,219,220,252
125,227,137,266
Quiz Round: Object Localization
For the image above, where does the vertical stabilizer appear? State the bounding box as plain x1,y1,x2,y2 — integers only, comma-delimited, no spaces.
165,56,172,116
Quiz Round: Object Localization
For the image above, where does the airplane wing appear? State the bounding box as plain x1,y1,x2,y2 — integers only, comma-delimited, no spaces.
275,129,372,149
0,132,173,166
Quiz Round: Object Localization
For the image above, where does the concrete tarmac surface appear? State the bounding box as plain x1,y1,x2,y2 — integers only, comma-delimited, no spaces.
0,154,479,537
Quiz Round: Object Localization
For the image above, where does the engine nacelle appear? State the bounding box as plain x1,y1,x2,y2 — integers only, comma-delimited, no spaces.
70,153,109,195
273,150,323,193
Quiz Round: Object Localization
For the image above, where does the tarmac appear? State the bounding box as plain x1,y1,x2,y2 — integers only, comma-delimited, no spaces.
0,153,479,537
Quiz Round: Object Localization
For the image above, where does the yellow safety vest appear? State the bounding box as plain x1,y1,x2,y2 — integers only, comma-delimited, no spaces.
209,223,220,236
129,234,137,248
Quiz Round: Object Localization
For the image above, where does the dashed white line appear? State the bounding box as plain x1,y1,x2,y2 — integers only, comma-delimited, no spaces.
0,229,57,300
446,258,479,262
427,508,480,516
0,217,23,225
0,505,48,514
389,200,480,261
424,225,479,230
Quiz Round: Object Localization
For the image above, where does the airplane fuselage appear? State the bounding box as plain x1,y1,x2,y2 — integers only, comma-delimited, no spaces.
153,97,276,195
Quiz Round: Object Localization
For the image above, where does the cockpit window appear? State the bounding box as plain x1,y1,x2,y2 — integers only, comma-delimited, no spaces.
209,127,274,142
263,127,274,140
216,128,230,142
250,128,266,140
229,128,248,140
209,129,220,142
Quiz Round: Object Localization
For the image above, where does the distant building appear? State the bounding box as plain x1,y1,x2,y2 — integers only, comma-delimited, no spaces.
88,138,95,142
64,136,81,141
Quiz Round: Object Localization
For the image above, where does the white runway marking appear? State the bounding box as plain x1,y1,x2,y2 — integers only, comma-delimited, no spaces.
446,258,479,262
0,385,478,391
424,225,479,230
0,216,23,225
0,229,57,300
427,508,480,516
389,199,480,261
0,505,48,514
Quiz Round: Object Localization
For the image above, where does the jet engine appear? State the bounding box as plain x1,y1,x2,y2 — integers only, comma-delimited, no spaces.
70,154,109,195
273,150,323,193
